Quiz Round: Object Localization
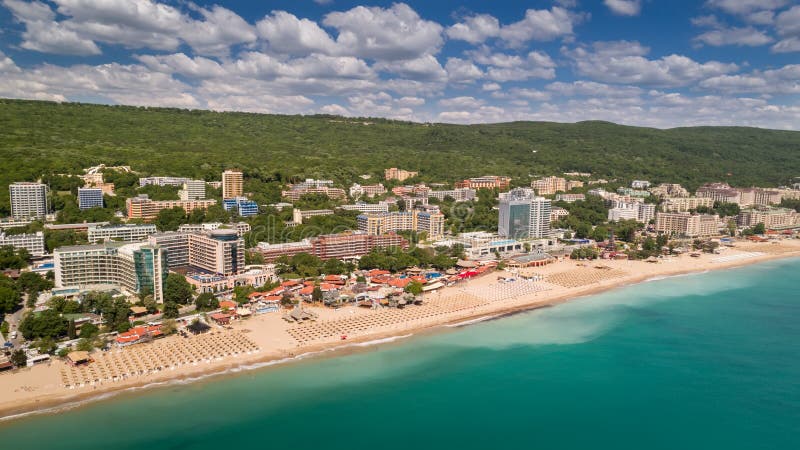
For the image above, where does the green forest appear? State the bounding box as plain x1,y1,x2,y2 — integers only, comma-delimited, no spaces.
1,98,799,216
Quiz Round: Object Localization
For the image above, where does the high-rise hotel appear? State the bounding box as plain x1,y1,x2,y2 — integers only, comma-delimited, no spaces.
54,242,168,302
498,188,552,239
222,169,243,199
10,182,49,219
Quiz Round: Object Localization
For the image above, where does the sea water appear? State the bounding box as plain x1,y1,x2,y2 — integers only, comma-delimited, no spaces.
1,258,798,449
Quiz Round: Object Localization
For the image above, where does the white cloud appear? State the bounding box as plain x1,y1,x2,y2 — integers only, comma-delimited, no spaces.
694,26,773,46
3,0,257,56
322,3,443,61
446,14,500,44
604,0,642,16
447,6,584,47
438,96,485,109
375,54,447,82
445,57,484,83
468,48,557,82
482,82,501,91
546,80,643,97
135,53,226,79
256,11,339,56
699,64,800,94
564,41,739,87
2,0,101,55
499,7,584,47
0,50,20,73
775,6,800,37
705,0,789,16
772,37,800,53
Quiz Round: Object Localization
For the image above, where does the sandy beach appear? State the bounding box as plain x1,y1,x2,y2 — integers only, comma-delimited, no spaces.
2,238,799,421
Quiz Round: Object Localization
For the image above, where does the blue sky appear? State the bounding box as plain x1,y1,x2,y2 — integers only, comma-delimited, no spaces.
1,0,798,129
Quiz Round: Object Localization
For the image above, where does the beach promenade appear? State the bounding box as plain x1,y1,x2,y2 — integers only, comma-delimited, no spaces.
2,239,799,419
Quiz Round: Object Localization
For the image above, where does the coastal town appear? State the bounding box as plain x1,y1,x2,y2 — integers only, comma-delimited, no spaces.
1,165,800,416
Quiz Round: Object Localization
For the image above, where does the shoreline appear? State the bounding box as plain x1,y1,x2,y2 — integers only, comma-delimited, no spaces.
2,241,799,423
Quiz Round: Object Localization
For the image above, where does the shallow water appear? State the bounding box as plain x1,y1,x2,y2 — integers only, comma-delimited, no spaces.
1,258,798,450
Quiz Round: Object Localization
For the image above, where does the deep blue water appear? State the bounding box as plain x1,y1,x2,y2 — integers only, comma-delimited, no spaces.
1,258,799,450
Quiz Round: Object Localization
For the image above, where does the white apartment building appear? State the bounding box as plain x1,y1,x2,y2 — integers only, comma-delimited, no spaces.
10,182,49,219
339,202,391,214
54,242,168,302
655,213,719,237
428,188,477,202
88,224,158,243
179,180,207,200
0,231,45,257
177,222,251,237
661,197,715,213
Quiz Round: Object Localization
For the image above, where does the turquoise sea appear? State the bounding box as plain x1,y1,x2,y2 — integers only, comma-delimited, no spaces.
1,258,799,449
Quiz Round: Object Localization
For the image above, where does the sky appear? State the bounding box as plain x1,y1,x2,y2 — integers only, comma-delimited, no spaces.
1,0,799,129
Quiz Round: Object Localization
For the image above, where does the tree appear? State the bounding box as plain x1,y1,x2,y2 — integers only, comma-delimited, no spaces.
195,292,219,311
10,349,27,368
164,273,193,305
79,322,99,338
154,206,187,231
67,319,77,339
0,283,20,314
162,301,180,319
405,281,423,296
161,319,177,335
311,286,323,302
753,222,766,235
19,310,68,340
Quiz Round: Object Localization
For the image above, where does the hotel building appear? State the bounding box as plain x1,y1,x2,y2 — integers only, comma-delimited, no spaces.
0,231,45,257
456,176,511,191
554,193,585,203
177,222,251,237
88,224,158,243
531,176,567,195
608,202,655,223
139,176,192,187
384,168,418,182
256,232,408,262
54,242,168,302
339,202,390,214
188,230,245,276
737,207,799,230
126,195,216,221
498,188,551,239
357,210,445,239
291,208,335,224
178,180,206,200
655,212,719,237
10,182,48,219
222,197,258,217
428,188,477,202
650,183,689,198
661,197,715,213
148,232,191,268
222,170,244,199
349,183,387,199
78,187,104,210
281,186,347,202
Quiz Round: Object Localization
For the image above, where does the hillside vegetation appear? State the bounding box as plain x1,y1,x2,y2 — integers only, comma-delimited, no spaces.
1,99,799,214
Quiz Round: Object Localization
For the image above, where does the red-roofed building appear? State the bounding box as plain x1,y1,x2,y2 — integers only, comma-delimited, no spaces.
298,286,315,296
116,325,163,346
219,300,237,310
388,278,412,288
209,313,233,325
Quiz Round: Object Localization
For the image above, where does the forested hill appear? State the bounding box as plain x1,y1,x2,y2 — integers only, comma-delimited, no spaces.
1,98,799,211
